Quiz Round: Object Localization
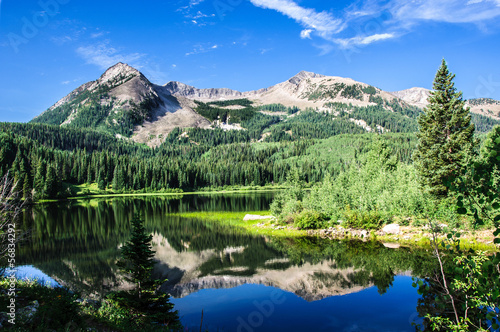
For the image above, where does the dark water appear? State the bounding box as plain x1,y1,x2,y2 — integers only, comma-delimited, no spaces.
16,192,432,331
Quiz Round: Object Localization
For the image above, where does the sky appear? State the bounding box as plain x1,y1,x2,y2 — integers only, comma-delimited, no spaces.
1,0,500,123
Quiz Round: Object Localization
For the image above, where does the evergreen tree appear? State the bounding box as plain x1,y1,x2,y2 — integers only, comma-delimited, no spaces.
112,166,124,192
113,215,180,329
44,165,58,198
33,160,46,199
414,60,475,197
116,215,155,297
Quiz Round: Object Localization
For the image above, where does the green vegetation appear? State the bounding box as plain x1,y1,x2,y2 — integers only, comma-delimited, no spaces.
269,61,499,238
259,103,300,114
0,120,425,200
270,137,436,230
0,278,83,331
471,113,500,133
301,82,377,101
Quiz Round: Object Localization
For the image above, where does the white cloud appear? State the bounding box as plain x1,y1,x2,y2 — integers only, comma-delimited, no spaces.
189,0,205,6
300,29,313,39
90,31,106,38
334,33,395,48
76,42,145,69
249,0,344,36
249,0,500,52
193,11,215,19
61,78,82,85
388,0,500,23
185,43,220,56
51,35,73,45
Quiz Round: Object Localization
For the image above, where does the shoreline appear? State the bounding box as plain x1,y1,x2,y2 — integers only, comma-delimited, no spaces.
172,210,500,252
35,185,284,203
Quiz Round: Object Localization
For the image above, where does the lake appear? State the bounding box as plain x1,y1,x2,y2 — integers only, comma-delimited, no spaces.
16,192,432,331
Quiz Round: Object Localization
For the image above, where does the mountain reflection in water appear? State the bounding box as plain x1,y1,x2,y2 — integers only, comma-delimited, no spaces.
16,193,431,330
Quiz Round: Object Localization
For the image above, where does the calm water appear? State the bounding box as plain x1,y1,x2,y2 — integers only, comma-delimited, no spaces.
16,192,433,331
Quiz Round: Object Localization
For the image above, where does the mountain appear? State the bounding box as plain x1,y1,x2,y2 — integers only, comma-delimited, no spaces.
32,63,161,132
390,87,431,109
31,63,211,144
31,63,500,146
391,88,500,120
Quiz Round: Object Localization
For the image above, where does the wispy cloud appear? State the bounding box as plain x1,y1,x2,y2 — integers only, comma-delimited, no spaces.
178,0,216,26
300,29,313,39
90,31,108,38
387,0,500,24
51,35,73,45
334,33,395,48
61,78,81,85
189,0,205,6
248,0,500,51
76,41,145,69
249,0,345,36
185,43,219,56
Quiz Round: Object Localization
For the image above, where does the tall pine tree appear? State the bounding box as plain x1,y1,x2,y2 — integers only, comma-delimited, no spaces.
414,59,475,197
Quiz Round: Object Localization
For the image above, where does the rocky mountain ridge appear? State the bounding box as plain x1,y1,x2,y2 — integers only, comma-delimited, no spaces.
32,63,500,146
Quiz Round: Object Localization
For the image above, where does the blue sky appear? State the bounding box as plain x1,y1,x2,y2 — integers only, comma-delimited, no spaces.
1,0,500,122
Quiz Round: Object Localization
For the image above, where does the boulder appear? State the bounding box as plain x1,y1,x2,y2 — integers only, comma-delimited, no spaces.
382,224,400,235
18,300,39,324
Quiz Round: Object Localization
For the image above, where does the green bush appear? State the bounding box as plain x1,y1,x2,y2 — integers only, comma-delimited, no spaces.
294,210,327,229
0,278,83,330
342,207,384,230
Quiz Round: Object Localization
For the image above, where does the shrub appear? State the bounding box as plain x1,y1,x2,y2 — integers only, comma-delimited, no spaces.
342,207,384,230
294,210,327,229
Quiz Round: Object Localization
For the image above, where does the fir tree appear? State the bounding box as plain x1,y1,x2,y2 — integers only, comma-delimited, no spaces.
116,215,155,297
113,215,181,329
414,60,475,197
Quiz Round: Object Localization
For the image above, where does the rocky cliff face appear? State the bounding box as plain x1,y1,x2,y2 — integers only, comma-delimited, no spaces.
162,81,247,100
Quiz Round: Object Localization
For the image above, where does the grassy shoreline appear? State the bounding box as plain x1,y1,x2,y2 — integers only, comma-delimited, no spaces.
172,210,500,251
35,184,284,203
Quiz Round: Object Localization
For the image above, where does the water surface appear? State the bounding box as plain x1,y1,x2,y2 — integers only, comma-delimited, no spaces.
17,193,430,331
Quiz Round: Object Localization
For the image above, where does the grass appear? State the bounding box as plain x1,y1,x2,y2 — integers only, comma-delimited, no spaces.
55,183,284,201
170,210,307,238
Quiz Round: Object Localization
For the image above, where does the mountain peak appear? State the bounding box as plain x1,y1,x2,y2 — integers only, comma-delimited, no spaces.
288,71,325,85
390,87,431,108
99,62,142,85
